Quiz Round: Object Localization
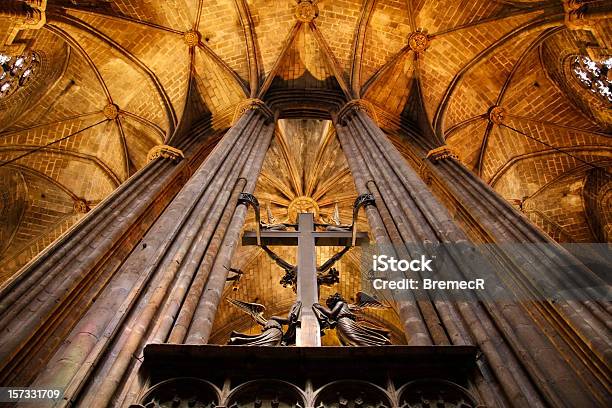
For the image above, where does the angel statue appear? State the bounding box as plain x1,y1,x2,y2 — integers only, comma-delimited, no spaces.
227,299,302,346
262,202,288,231
312,292,391,346
324,203,351,231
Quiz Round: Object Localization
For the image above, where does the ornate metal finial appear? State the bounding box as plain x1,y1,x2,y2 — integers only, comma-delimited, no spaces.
183,30,201,47
238,192,260,208
73,198,90,214
336,99,379,126
425,145,459,163
295,0,319,23
238,192,262,245
147,145,185,162
103,103,119,120
408,29,430,53
353,193,375,210
232,98,274,124
488,105,506,125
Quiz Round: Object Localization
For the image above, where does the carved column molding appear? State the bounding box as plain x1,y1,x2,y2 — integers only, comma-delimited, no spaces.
18,106,275,408
336,98,378,126
147,145,185,162
418,145,459,185
232,98,274,125
333,107,605,408
0,0,47,55
425,145,459,162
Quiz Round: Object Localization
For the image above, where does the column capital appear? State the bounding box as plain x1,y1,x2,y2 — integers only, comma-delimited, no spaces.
425,145,459,162
337,99,379,126
295,0,319,23
147,145,185,162
232,98,274,124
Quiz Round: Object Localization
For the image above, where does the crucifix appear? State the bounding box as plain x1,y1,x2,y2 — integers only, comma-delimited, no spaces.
238,193,374,346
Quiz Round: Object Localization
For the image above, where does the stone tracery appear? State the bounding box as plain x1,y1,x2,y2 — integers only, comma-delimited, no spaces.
572,55,612,103
0,51,40,99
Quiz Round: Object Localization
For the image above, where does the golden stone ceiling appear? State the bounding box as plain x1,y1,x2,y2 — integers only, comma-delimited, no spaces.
0,0,611,280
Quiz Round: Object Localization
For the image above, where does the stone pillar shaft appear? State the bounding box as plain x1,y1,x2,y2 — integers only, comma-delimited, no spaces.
334,107,603,407
20,107,274,408
418,147,611,400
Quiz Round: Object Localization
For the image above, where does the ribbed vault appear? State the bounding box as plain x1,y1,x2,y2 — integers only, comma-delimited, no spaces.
0,0,610,281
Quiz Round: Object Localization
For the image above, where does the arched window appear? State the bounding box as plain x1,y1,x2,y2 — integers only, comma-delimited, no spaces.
0,51,40,99
572,56,612,104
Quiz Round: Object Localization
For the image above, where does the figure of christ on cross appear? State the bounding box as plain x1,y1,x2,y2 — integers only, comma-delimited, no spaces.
242,211,369,346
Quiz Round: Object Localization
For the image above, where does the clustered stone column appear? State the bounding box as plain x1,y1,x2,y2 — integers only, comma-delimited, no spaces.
411,133,611,405
10,100,275,408
333,100,606,407
0,119,216,388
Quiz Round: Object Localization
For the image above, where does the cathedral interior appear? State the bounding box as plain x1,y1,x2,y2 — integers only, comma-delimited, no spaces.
0,1,610,407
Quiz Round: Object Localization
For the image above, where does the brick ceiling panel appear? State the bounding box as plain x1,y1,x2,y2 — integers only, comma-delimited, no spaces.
419,11,543,125
9,48,107,130
502,46,601,131
271,24,338,90
3,171,75,257
315,0,364,83
109,0,198,31
52,21,171,132
529,171,595,243
0,149,118,202
540,28,612,129
0,115,129,183
246,0,296,79
69,11,192,121
360,0,412,88
0,30,69,131
364,51,416,117
192,48,245,123
120,116,164,170
492,151,612,201
415,0,506,34
444,28,545,132
481,117,611,182
446,119,489,170
0,168,28,256
199,0,251,85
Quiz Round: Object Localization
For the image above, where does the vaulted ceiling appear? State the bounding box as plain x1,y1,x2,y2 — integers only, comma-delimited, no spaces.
0,0,610,281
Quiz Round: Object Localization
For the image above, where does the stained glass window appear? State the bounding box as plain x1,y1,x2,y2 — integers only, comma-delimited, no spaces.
0,51,40,99
572,55,612,104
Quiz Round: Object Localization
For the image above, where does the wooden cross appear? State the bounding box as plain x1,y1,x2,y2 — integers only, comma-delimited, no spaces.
240,194,373,346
